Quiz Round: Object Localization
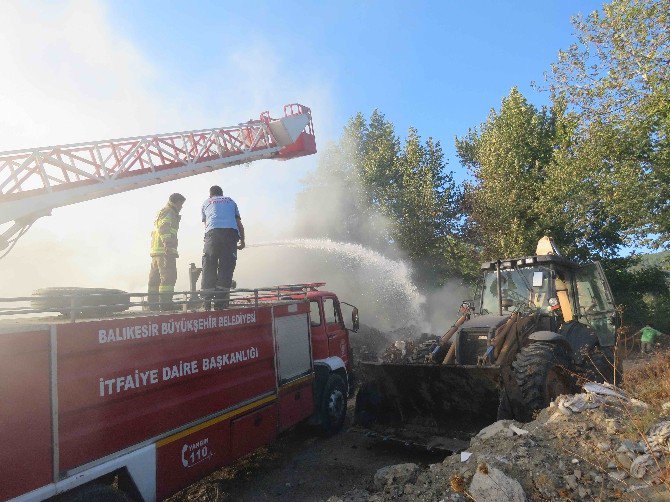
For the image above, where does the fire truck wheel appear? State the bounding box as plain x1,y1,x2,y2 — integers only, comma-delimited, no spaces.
63,484,130,502
319,373,347,436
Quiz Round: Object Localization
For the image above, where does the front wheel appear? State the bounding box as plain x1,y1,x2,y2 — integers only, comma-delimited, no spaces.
319,374,347,436
512,342,576,422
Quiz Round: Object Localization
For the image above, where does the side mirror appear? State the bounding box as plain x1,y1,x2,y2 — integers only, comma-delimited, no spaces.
340,301,359,332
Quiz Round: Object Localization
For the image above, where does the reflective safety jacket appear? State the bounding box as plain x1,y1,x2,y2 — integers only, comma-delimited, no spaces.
150,204,181,257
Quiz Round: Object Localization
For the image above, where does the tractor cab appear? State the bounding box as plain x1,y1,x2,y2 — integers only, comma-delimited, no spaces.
479,246,617,347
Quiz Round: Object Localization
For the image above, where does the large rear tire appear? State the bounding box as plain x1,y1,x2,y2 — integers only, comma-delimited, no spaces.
319,374,347,436
512,342,576,422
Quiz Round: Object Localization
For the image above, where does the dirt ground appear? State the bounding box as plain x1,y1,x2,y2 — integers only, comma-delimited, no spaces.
168,402,448,502
169,346,670,501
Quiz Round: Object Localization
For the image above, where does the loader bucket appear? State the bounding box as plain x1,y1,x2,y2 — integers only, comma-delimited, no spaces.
354,361,501,428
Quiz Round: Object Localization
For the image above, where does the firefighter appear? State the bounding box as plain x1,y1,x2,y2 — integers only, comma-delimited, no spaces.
148,193,186,310
201,185,245,310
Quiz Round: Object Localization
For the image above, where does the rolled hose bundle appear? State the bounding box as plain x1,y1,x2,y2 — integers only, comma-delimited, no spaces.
31,287,131,317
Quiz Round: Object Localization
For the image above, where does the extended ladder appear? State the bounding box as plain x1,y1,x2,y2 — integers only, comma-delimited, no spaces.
0,104,316,252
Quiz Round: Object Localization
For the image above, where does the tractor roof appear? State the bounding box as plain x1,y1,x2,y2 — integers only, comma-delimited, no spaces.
480,254,582,271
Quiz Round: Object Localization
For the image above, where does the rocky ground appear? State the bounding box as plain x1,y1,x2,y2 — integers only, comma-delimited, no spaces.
170,345,670,502
167,402,447,502
329,380,670,501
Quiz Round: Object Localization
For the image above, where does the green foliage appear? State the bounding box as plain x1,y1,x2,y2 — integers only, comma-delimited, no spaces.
601,257,670,331
638,250,670,270
456,88,552,258
296,110,476,287
455,88,624,261
546,0,670,247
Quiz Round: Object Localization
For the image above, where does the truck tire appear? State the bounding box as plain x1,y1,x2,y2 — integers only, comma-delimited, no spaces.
319,374,347,436
512,342,576,422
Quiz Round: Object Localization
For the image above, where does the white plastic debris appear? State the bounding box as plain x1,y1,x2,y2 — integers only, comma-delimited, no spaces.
509,425,529,436
630,454,654,479
583,382,626,398
469,465,525,502
646,421,670,454
556,393,601,414
460,451,472,462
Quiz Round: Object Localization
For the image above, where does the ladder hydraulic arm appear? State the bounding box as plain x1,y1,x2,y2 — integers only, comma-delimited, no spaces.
0,104,316,255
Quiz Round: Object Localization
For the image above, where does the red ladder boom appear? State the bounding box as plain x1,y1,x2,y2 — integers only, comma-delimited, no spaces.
0,104,316,252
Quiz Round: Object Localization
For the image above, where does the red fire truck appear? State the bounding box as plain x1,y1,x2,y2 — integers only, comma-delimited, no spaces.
0,284,359,501
0,105,360,500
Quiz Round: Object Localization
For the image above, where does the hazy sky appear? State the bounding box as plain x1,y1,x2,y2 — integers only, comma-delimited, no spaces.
0,0,603,298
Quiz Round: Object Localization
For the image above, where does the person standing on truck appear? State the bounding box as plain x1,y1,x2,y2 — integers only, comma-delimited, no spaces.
640,325,664,354
148,193,186,310
201,186,245,310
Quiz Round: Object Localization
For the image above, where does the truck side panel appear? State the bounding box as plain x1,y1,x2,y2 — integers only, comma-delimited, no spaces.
155,397,278,500
154,304,311,500
230,404,278,459
56,308,275,472
273,304,316,431
155,415,232,500
278,378,314,432
0,329,52,500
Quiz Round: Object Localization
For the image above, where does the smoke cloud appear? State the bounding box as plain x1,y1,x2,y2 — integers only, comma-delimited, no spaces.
0,2,469,336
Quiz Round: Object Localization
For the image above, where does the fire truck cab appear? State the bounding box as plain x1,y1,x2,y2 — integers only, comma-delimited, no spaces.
0,284,357,502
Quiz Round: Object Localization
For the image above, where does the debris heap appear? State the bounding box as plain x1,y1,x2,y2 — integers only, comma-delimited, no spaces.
329,383,670,501
379,334,440,364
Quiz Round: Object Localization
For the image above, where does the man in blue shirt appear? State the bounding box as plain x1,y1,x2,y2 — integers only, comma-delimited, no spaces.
201,185,245,309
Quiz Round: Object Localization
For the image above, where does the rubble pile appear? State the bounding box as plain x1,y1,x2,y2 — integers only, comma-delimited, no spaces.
380,334,440,364
330,383,670,501
349,324,392,362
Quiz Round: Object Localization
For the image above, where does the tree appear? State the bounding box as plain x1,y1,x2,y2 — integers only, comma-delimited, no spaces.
546,0,670,247
296,110,471,287
601,257,670,331
457,88,629,261
392,129,469,283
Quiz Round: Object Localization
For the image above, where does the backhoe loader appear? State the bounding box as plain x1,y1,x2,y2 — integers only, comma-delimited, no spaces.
355,237,620,433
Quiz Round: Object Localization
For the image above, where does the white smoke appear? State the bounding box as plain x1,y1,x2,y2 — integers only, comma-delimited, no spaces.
0,0,334,299
242,239,426,331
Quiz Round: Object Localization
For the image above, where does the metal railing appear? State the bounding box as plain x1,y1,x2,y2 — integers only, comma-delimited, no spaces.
0,283,324,322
